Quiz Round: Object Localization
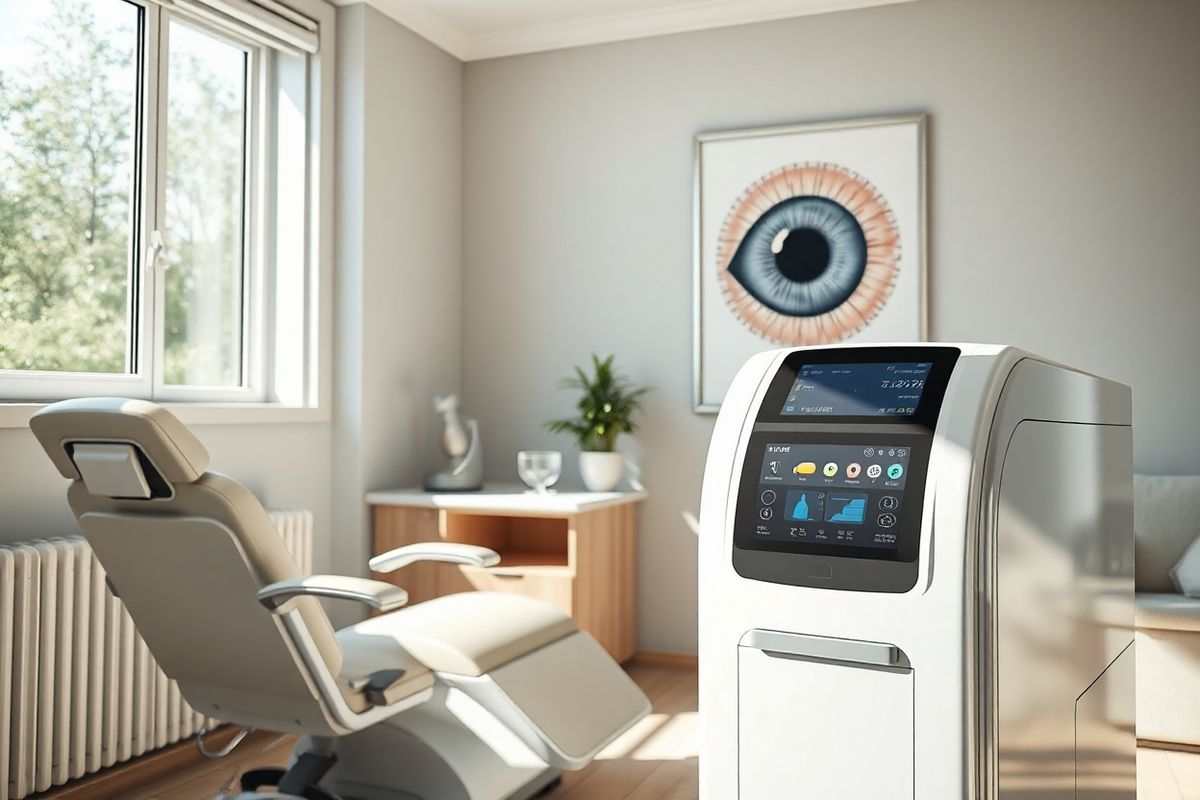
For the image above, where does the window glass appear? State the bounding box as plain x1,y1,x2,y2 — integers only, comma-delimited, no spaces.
163,19,249,387
0,0,139,373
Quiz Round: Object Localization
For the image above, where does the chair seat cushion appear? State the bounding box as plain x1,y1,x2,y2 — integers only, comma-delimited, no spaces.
1136,592,1200,632
337,592,578,677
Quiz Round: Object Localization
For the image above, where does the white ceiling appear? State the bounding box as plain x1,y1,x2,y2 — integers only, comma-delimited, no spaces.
336,0,919,61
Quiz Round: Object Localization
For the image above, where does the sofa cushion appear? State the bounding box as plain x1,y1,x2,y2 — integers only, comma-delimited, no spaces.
1136,593,1200,632
1134,475,1200,592
1170,534,1200,597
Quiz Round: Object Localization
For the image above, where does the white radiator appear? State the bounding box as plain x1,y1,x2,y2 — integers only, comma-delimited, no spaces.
0,509,313,800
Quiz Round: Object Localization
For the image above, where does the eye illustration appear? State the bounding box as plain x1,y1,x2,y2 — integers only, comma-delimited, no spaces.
716,163,900,344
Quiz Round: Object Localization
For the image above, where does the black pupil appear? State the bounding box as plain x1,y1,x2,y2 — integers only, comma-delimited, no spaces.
775,227,831,282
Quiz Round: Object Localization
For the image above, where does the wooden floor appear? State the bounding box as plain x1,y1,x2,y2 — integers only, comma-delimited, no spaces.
38,663,1198,799
1138,746,1200,800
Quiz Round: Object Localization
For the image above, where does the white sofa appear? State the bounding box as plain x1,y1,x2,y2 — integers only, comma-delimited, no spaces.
1134,474,1200,745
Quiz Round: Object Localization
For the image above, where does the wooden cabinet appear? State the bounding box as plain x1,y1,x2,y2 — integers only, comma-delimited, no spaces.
368,487,644,664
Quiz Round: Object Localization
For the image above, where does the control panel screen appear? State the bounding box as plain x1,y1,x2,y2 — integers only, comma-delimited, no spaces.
750,442,914,551
781,361,934,417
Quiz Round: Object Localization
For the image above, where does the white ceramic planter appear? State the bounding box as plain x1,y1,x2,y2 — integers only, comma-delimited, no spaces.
579,451,624,492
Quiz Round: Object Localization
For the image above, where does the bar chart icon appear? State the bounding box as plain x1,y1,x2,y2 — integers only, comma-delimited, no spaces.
825,492,868,524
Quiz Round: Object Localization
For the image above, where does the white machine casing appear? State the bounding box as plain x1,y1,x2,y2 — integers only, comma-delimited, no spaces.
698,343,1135,799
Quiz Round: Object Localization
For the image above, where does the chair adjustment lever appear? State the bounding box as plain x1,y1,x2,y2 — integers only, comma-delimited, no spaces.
364,668,409,707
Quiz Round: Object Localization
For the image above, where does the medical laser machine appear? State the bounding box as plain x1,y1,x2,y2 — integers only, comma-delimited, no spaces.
698,344,1135,799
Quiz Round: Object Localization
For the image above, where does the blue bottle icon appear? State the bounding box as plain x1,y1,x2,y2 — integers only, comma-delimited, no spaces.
793,493,809,521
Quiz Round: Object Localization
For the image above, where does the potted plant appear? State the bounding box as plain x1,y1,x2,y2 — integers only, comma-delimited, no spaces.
546,354,649,492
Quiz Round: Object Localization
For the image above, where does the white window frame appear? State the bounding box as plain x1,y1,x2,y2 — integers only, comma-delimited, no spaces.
0,0,332,424
150,11,266,403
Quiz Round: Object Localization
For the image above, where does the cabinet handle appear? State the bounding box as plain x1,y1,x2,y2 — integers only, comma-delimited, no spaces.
740,629,900,667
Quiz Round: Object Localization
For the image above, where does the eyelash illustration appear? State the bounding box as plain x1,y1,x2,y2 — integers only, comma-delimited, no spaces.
716,163,901,345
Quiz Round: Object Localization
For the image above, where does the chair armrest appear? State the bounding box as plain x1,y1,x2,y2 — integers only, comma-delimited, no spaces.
368,542,501,574
257,575,409,614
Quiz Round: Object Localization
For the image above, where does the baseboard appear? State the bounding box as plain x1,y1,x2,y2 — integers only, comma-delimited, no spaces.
34,727,286,799
1138,738,1200,754
630,649,698,670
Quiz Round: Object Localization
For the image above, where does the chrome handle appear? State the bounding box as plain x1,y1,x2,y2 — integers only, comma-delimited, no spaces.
740,629,900,667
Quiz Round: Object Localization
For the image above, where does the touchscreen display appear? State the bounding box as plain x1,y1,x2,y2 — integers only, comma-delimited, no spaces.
751,442,912,550
782,362,934,417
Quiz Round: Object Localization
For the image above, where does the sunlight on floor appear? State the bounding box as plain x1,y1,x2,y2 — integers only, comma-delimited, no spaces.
596,712,700,762
1138,746,1200,800
593,705,1200,797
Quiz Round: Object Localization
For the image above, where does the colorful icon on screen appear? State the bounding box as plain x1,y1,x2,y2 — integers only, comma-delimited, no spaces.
793,462,817,475
887,464,904,480
822,462,838,477
846,462,862,479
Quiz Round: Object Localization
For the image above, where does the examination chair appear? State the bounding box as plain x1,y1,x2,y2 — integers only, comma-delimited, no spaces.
31,398,650,800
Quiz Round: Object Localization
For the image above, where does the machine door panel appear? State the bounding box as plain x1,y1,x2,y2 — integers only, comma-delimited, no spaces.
994,421,1135,798
737,642,913,799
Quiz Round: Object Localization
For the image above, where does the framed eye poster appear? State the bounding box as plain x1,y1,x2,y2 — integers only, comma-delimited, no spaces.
693,114,928,413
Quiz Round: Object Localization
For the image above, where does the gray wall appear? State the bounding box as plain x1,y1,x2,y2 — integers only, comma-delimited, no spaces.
462,0,1200,652
333,4,464,609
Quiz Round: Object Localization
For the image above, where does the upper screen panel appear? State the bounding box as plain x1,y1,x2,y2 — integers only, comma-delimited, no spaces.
781,361,934,417
757,346,961,429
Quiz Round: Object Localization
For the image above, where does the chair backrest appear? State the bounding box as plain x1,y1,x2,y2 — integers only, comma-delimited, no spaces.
1133,474,1200,593
31,398,346,734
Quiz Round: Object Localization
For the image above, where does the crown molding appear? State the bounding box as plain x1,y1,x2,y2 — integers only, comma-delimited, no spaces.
334,0,919,62
331,0,471,59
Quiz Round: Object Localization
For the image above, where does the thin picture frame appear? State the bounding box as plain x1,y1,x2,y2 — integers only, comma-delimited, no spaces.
692,113,929,414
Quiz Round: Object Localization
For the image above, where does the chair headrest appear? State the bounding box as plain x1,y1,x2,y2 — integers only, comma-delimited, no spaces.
31,398,210,486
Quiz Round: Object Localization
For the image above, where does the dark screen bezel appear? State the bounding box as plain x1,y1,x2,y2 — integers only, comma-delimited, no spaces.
758,346,961,429
733,430,932,563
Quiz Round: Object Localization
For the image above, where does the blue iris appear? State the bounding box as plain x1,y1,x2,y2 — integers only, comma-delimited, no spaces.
727,196,867,317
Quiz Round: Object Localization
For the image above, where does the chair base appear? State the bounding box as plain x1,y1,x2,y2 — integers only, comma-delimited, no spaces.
299,685,563,800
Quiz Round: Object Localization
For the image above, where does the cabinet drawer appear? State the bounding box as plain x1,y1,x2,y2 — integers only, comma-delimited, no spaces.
440,566,573,616
738,641,914,799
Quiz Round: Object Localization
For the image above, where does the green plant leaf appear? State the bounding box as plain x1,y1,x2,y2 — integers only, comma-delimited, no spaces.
542,353,651,452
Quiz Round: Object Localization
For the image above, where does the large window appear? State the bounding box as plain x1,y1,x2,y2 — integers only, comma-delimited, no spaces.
0,0,322,405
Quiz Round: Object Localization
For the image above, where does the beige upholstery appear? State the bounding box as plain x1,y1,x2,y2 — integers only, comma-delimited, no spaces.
1137,628,1200,744
58,475,357,731
33,397,211,483
1134,474,1200,592
1136,593,1200,633
337,592,578,677
1132,475,1200,746
30,401,372,734
65,475,344,674
337,646,433,713
30,397,646,756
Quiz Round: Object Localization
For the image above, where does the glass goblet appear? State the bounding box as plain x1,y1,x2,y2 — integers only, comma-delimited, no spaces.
517,450,562,495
